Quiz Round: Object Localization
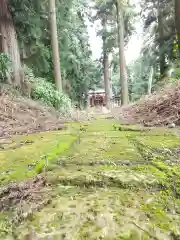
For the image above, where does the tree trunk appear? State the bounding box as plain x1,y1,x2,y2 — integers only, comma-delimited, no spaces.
49,0,62,92
148,66,154,95
0,0,22,86
103,52,111,108
102,18,111,109
175,0,180,53
116,1,128,105
157,0,165,76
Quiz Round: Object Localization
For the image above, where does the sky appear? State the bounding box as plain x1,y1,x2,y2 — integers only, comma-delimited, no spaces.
87,0,143,64
87,22,102,60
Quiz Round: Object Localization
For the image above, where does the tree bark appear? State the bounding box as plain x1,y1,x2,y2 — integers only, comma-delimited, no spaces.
0,0,22,86
116,1,128,105
49,0,62,92
175,0,180,53
102,18,111,109
103,52,111,108
148,66,154,95
157,0,165,76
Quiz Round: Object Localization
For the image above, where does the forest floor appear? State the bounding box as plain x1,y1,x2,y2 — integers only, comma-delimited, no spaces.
0,114,180,239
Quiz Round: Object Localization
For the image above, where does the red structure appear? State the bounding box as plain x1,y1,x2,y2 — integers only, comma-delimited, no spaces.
88,89,106,107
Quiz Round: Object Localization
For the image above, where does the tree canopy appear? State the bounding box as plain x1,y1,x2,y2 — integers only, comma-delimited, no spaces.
0,0,102,107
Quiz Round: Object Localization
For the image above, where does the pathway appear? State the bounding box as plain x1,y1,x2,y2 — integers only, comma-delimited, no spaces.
1,117,180,239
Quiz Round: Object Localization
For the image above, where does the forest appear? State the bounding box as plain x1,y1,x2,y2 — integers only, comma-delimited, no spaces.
1,0,180,239
0,0,180,109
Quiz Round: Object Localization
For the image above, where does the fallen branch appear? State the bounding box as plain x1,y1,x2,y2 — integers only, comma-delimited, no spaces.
131,222,159,240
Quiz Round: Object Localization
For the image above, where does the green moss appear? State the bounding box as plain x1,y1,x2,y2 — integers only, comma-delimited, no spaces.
0,131,77,185
120,230,141,240
137,135,180,148
141,196,173,232
1,118,180,239
103,137,138,161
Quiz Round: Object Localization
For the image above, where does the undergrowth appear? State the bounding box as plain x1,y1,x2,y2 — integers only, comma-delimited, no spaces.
25,66,71,112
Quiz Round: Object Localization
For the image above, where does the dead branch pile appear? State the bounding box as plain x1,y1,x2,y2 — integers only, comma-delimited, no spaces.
0,175,47,211
0,92,69,137
121,83,180,126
